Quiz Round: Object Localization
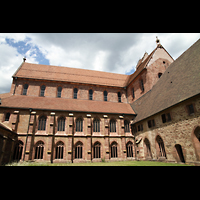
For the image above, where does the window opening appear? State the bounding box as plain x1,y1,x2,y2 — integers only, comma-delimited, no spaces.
57,86,62,98
22,84,28,95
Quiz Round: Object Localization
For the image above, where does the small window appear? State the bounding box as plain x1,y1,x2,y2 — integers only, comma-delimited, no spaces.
138,124,143,132
89,89,93,100
110,119,116,132
38,116,46,131
57,117,65,131
22,84,29,95
187,104,195,115
34,141,44,159
74,88,78,99
148,119,155,128
118,92,121,103
93,142,101,159
75,143,83,159
158,73,162,78
40,85,46,97
126,142,133,158
5,112,10,121
161,113,171,123
132,88,135,99
124,120,130,133
76,118,83,132
104,90,107,101
140,79,144,92
93,118,100,132
55,142,64,159
111,142,118,158
57,86,62,98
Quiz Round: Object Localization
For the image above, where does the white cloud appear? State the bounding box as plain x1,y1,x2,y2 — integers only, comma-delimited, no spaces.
0,33,200,94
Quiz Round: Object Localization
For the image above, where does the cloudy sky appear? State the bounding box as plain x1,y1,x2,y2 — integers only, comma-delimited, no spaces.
0,33,200,94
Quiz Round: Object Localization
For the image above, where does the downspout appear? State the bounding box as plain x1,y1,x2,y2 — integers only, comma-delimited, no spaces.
23,108,32,161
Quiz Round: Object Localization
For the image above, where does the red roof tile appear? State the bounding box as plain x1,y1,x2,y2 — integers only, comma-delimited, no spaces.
0,95,135,115
14,62,129,88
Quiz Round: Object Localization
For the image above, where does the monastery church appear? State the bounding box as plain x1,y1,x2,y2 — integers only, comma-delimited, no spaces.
0,38,200,165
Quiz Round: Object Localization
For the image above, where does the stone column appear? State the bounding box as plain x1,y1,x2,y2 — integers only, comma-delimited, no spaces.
104,115,110,161
86,114,92,161
119,115,126,160
47,112,55,162
24,111,36,161
68,113,74,162
0,136,8,165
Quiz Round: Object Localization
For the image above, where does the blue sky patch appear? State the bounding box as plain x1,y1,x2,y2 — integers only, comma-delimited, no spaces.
5,37,50,65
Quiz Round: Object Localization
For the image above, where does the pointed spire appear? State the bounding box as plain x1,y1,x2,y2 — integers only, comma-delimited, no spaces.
23,57,26,62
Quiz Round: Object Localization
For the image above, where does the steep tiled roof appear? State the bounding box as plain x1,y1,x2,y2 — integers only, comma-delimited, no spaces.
131,38,200,123
13,62,129,88
0,95,135,115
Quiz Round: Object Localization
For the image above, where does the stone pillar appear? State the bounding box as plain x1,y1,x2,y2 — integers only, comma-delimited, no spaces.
0,136,8,165
104,115,110,161
9,138,16,163
68,113,74,162
11,111,19,131
119,115,126,160
24,111,37,161
47,112,55,162
86,114,92,161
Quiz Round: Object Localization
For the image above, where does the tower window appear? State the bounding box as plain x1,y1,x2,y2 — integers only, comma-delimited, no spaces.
104,90,107,101
89,89,93,100
57,86,62,98
118,92,121,102
40,85,46,97
74,88,78,99
22,84,29,95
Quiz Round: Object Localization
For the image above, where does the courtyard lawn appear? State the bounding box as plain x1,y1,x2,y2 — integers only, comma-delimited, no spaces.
6,160,193,166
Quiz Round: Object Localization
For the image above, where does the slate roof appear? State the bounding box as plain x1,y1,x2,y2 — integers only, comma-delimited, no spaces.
131,38,200,123
0,94,135,115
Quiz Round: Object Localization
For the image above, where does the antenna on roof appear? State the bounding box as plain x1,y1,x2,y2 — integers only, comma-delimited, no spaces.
23,57,26,62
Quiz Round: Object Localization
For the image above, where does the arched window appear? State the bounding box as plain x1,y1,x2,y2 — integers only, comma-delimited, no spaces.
93,118,100,132
22,84,28,95
126,142,133,157
55,142,64,159
118,92,121,102
34,141,44,159
13,140,23,161
76,118,83,132
57,86,62,98
144,138,152,159
75,142,83,159
74,88,78,99
38,116,46,131
104,90,107,101
93,142,101,158
89,89,93,100
156,135,166,158
110,119,116,133
124,120,130,133
111,142,118,158
5,112,10,121
57,117,65,131
40,85,46,97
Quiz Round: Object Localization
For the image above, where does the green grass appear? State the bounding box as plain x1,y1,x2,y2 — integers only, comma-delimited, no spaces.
6,160,193,166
